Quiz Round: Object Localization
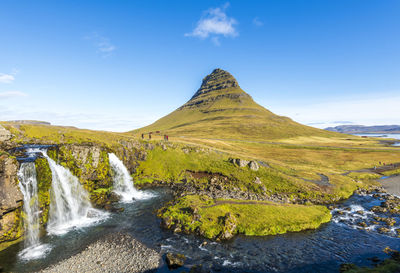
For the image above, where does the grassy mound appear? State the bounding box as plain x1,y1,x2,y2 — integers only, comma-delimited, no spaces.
158,195,332,239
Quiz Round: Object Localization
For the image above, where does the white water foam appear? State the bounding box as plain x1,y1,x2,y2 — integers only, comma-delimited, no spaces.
42,151,108,235
108,153,153,202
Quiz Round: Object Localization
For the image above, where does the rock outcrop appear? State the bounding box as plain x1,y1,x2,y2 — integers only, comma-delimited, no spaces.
0,154,23,247
0,125,12,142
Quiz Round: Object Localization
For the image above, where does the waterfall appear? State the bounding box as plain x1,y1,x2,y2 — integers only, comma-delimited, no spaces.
17,162,51,260
42,151,107,236
108,153,152,202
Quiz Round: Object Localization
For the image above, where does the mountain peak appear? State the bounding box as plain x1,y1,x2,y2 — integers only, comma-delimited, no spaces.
190,68,240,100
134,69,334,140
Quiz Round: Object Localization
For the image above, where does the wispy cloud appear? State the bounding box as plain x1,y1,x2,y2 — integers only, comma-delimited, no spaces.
0,91,28,99
0,73,15,84
185,3,238,45
85,32,116,57
253,17,263,27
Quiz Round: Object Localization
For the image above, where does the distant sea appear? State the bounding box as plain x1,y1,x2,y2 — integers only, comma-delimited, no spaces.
353,133,400,146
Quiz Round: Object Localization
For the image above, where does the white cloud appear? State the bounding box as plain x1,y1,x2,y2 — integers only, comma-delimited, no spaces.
0,73,15,83
0,91,28,99
85,32,116,57
185,3,238,44
253,17,263,27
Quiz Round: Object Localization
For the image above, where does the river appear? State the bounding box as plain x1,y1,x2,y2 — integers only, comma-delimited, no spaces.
0,188,399,273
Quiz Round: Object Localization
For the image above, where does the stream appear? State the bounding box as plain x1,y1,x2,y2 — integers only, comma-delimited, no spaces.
0,188,399,273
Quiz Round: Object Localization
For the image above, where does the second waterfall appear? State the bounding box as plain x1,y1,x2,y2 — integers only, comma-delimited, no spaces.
108,153,152,202
42,151,107,236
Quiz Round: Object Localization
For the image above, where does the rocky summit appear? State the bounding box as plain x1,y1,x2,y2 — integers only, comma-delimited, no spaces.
134,68,336,140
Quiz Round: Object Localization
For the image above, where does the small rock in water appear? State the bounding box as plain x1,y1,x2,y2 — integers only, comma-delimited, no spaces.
357,222,367,228
166,252,186,269
378,227,390,234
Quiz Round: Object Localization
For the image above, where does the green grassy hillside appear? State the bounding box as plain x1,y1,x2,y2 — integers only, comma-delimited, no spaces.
133,68,339,140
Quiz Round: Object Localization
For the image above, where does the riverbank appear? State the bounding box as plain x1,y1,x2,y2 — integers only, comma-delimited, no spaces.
39,233,160,273
380,175,400,196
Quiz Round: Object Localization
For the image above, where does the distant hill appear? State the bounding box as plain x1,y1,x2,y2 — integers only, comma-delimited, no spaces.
325,125,400,134
7,120,51,125
132,68,338,140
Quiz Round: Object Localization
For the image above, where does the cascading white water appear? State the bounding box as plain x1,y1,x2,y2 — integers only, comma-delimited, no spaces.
17,162,51,260
42,151,107,235
108,153,152,202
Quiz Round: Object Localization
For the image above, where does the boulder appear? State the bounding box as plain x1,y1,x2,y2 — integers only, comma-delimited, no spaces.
229,158,249,168
248,161,259,171
166,252,186,269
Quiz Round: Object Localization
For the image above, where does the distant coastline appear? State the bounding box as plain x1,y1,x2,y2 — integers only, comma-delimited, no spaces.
325,125,400,134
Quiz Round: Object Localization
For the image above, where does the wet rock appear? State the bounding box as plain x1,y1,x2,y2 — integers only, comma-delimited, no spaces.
166,252,186,269
190,264,211,273
248,161,259,171
357,222,367,228
356,210,364,215
384,218,396,226
161,216,173,229
366,256,381,263
339,263,357,272
371,206,387,213
378,227,390,234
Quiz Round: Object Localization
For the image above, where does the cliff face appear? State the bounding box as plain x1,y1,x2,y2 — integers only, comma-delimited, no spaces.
0,155,23,248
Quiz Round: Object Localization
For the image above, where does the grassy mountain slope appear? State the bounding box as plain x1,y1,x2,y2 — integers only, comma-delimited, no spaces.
133,68,339,140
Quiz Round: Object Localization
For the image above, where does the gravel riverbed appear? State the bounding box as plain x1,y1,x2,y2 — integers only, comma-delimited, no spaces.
39,232,160,273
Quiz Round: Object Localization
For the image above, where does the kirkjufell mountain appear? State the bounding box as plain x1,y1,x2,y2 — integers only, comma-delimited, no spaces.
134,68,337,140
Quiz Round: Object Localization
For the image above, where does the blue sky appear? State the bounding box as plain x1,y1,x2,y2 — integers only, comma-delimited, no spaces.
1,0,399,131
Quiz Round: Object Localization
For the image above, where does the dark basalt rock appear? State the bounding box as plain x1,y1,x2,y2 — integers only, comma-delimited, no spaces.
165,252,186,269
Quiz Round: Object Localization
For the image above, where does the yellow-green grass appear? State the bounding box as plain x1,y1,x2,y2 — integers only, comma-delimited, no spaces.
159,195,331,239
1,122,135,147
134,144,356,202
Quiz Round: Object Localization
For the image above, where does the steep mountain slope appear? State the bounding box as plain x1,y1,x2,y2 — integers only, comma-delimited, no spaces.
133,69,338,140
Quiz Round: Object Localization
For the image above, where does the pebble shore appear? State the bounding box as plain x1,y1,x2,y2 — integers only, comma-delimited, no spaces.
39,233,160,273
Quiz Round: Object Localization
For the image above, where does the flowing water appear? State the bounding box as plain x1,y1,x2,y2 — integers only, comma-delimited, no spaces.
41,151,108,236
1,189,399,273
17,162,51,261
13,147,108,262
108,153,153,202
3,146,400,272
354,133,400,146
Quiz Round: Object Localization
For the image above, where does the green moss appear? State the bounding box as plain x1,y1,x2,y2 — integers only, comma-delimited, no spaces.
35,157,52,225
0,208,24,248
342,259,400,273
159,195,332,240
